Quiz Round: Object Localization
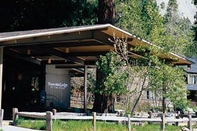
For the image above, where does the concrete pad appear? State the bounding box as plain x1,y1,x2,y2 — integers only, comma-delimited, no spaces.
0,125,42,131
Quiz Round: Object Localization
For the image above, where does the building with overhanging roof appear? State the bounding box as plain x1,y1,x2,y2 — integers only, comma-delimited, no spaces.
0,24,191,118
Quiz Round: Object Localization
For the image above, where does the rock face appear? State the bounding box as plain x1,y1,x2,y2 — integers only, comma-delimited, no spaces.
156,0,197,23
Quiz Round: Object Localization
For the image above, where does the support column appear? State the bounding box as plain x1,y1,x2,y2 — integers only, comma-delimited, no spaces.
84,65,88,113
0,47,3,109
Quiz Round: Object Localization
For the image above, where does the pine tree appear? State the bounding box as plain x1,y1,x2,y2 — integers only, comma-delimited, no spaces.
163,0,195,56
193,0,197,57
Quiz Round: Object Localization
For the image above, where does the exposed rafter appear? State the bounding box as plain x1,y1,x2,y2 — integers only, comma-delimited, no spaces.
0,24,191,71
4,48,41,65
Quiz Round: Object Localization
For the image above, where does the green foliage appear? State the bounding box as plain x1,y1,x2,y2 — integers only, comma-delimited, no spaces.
148,57,189,109
160,2,165,9
95,34,189,112
140,0,163,40
164,0,178,22
115,0,196,57
163,0,195,56
192,0,197,57
115,0,144,37
0,0,97,31
130,44,189,111
1,0,196,58
94,0,192,112
194,0,197,5
115,0,163,40
95,51,128,95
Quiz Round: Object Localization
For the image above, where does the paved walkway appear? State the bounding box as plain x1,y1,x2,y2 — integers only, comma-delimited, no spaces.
0,125,42,131
0,120,42,131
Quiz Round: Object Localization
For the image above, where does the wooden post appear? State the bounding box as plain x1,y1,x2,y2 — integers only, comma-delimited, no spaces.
161,87,166,131
12,108,18,124
175,111,180,126
128,114,131,131
84,65,88,113
52,109,57,121
52,109,57,115
188,111,192,131
46,111,52,131
92,112,96,131
148,111,153,124
161,113,165,131
0,47,3,109
0,109,4,127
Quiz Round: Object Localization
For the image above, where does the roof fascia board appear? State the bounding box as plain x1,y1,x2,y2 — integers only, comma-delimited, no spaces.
0,24,110,43
1,30,95,46
0,24,192,65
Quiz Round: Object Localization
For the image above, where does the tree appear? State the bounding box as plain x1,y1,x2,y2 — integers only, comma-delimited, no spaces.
92,0,116,113
115,0,195,57
92,36,149,113
93,0,192,113
0,0,97,32
115,0,163,40
115,0,144,37
148,54,188,130
114,0,163,113
192,0,197,57
163,0,195,57
164,0,178,23
0,0,193,114
98,0,115,24
92,51,129,112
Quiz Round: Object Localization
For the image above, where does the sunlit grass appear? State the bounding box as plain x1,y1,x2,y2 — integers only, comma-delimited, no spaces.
132,124,181,131
15,117,45,130
15,117,182,131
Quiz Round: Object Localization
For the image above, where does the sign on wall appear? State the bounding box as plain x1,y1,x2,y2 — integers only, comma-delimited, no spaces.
47,82,68,89
45,65,70,108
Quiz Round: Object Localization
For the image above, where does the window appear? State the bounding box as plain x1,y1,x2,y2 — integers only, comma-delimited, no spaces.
146,90,154,99
146,90,162,100
188,74,197,84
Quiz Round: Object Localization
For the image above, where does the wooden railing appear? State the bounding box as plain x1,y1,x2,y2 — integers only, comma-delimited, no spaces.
12,108,197,131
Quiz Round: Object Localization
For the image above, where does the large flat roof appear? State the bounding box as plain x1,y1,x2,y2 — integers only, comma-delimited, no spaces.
0,24,191,75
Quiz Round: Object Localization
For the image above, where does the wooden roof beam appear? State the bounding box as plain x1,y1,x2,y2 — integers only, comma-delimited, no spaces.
32,46,84,65
4,48,41,65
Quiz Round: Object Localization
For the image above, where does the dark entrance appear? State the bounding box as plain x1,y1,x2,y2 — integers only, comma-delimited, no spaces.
187,90,197,102
2,54,44,119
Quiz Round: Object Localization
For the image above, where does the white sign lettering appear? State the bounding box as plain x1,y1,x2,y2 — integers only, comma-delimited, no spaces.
48,82,68,89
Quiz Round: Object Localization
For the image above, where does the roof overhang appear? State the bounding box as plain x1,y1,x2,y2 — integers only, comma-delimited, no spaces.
0,24,191,75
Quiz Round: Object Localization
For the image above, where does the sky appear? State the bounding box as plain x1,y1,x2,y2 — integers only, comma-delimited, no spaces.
156,0,197,23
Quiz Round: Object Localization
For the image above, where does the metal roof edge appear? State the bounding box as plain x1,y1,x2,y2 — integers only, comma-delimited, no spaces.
0,24,192,65
0,24,112,42
108,24,192,64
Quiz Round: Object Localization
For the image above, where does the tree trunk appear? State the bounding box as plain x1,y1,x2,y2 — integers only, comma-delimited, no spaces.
98,0,115,24
92,69,115,113
92,0,115,113
92,69,104,112
131,76,146,114
106,93,115,113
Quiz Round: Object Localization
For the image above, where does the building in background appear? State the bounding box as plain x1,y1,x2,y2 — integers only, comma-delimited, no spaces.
184,59,197,105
